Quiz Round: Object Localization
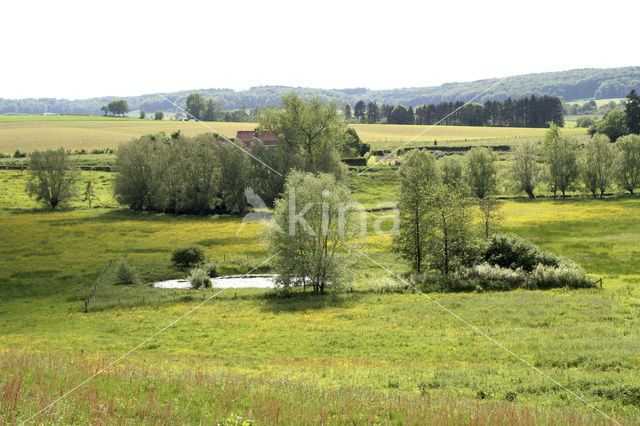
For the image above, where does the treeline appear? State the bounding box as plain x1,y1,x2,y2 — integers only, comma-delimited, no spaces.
344,95,564,128
3,67,639,115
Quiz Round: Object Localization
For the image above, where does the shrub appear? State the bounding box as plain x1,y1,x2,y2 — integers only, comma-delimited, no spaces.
172,245,205,269
375,276,406,294
203,262,219,278
454,263,527,291
189,268,211,289
482,233,560,272
13,149,27,158
527,264,594,289
115,260,139,285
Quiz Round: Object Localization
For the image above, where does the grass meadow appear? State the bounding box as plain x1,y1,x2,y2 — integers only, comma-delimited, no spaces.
0,115,588,154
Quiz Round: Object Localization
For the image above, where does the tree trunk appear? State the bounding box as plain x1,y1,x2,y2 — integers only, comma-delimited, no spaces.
525,189,535,199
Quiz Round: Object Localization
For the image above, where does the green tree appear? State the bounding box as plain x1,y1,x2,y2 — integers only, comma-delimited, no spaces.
465,147,497,198
258,93,348,177
388,105,409,124
509,141,540,199
139,110,146,119
100,105,108,115
591,109,629,142
217,141,251,214
107,99,130,116
343,103,352,120
366,102,379,124
477,196,503,239
580,134,617,198
185,93,207,120
82,180,99,208
616,134,640,194
265,171,361,293
26,148,79,209
202,99,220,122
393,150,439,272
439,155,464,188
426,184,475,275
626,89,640,134
154,110,164,120
353,100,366,122
542,124,579,198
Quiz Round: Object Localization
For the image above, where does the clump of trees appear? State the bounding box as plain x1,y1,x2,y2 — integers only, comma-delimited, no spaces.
589,90,640,142
101,100,130,117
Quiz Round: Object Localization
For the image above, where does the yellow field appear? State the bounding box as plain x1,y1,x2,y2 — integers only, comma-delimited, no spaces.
0,116,589,153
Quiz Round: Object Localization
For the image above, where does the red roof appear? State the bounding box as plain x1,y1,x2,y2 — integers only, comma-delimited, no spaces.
235,130,278,149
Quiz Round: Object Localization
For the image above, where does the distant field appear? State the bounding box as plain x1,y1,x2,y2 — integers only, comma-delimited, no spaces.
0,115,588,153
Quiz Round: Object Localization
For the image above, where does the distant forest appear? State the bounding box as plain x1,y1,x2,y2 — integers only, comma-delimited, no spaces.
1,67,639,115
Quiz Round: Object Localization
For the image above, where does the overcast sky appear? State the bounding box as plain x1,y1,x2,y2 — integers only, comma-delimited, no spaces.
1,0,638,100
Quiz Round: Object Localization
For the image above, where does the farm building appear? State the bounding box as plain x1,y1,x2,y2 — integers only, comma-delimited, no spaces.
235,130,278,149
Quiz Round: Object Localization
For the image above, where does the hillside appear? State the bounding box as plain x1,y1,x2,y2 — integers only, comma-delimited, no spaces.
1,66,639,115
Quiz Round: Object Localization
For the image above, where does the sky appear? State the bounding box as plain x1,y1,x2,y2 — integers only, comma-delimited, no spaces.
1,0,638,100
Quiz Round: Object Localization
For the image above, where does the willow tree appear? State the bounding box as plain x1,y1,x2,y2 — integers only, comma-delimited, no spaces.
26,148,79,209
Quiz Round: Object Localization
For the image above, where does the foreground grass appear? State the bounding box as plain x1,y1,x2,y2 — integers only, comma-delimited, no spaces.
1,197,640,423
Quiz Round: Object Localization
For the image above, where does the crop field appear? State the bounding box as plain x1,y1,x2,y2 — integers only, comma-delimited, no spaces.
1,158,640,424
0,115,588,153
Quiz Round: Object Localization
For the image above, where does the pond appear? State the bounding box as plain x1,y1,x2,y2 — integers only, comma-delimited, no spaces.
152,274,276,289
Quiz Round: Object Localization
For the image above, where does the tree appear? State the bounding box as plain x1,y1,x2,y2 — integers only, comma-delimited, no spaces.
626,90,640,135
343,127,369,157
407,106,415,125
100,105,108,115
592,109,629,142
542,124,579,198
82,180,99,208
366,102,379,124
258,93,349,177
393,150,439,272
139,110,146,119
185,93,207,120
439,155,464,188
26,148,79,209
154,110,164,120
465,147,497,198
343,103,352,120
217,141,251,214
509,141,540,199
265,171,360,293
354,100,366,123
581,134,617,198
426,184,475,275
202,99,219,122
477,196,503,239
388,105,409,124
616,134,640,194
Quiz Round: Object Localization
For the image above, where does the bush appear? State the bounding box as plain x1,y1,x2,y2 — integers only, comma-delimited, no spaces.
527,264,594,289
172,245,205,269
375,276,406,294
13,149,27,159
454,263,527,291
188,268,211,289
203,262,219,278
115,260,139,285
482,233,560,272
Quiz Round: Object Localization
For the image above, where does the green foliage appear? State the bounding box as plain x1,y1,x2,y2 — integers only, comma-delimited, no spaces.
115,259,139,285
154,110,164,120
107,99,130,116
576,116,596,128
82,180,99,208
616,134,640,194
625,89,640,134
541,124,580,197
139,110,146,119
439,155,464,188
172,245,205,269
580,134,617,198
528,263,592,289
265,171,360,293
342,127,369,157
188,268,211,289
25,148,79,209
202,262,219,278
465,147,497,198
591,109,629,142
508,141,540,198
185,93,207,120
481,233,560,272
394,150,440,272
